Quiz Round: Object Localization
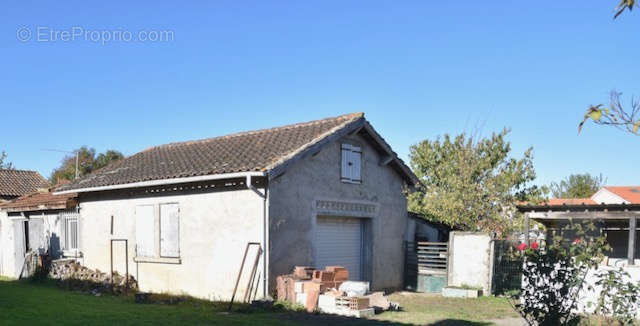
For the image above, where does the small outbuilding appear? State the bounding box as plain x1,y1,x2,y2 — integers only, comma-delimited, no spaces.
0,190,78,278
52,113,418,300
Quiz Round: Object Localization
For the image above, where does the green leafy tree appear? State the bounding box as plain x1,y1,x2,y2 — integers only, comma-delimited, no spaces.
0,150,14,169
94,150,125,170
549,173,606,199
408,128,543,234
50,146,124,184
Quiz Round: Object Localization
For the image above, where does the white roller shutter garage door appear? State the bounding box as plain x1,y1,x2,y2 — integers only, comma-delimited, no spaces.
315,217,363,281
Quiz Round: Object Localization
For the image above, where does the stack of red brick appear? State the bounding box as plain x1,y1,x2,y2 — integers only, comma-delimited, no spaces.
276,265,351,312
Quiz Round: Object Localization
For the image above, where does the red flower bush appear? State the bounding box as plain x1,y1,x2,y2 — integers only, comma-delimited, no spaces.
530,242,539,250
517,243,528,251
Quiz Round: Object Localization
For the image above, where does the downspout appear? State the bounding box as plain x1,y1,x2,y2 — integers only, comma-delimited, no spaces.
246,174,268,299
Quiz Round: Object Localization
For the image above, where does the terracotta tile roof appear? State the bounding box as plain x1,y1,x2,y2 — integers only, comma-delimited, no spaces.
0,190,77,212
545,198,597,205
0,169,50,197
57,113,415,192
603,186,640,204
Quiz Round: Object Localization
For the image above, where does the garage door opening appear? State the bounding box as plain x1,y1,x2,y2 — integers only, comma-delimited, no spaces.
315,216,370,281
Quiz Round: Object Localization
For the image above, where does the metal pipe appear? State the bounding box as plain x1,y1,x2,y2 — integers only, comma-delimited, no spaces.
229,242,260,311
246,174,268,299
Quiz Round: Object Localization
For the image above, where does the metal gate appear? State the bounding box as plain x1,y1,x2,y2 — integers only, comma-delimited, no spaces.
405,241,448,292
491,240,523,295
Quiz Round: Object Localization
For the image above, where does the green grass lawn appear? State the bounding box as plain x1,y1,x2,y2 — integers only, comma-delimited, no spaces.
0,278,519,325
376,292,520,325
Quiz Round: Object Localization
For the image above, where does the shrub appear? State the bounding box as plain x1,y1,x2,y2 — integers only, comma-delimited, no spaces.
510,222,610,326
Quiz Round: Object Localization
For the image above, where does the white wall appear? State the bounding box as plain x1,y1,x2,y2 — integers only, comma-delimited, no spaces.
78,187,265,301
0,210,63,278
591,189,629,204
0,210,16,278
447,232,493,294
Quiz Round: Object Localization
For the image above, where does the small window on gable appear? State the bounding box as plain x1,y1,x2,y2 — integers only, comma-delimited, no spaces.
341,144,362,184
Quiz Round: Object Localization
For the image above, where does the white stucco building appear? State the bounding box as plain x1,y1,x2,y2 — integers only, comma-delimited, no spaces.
1,113,418,301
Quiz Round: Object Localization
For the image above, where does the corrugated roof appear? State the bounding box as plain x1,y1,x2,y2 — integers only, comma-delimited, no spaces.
0,169,50,197
57,113,417,192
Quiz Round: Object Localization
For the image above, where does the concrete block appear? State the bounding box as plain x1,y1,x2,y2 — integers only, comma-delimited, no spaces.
296,293,307,306
442,286,482,298
318,294,337,311
417,274,447,293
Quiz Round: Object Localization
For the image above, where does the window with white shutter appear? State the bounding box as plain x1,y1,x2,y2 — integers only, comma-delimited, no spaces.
135,205,155,257
160,203,180,258
341,144,362,184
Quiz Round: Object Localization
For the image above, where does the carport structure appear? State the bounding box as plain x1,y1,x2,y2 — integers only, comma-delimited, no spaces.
518,202,640,266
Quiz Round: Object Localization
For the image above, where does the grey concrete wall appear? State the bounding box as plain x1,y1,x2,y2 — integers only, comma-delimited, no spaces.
268,133,409,292
447,232,493,294
78,187,265,301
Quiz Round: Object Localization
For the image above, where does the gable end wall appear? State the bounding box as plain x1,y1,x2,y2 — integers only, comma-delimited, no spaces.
268,133,409,292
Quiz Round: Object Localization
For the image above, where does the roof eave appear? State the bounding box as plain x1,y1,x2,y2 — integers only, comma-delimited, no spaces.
54,171,267,195
517,203,640,212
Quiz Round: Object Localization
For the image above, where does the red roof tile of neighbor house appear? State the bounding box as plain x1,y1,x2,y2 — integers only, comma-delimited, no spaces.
545,198,597,205
0,190,77,212
603,186,640,204
56,112,417,192
0,169,50,197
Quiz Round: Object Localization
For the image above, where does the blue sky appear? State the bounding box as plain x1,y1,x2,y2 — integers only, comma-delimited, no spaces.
1,1,638,187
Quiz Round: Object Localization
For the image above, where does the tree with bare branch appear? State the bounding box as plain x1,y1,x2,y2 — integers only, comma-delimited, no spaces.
579,92,640,135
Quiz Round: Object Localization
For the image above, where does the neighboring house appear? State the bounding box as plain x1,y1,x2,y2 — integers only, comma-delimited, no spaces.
0,190,78,278
518,186,640,317
0,169,49,202
52,113,418,300
591,186,640,205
